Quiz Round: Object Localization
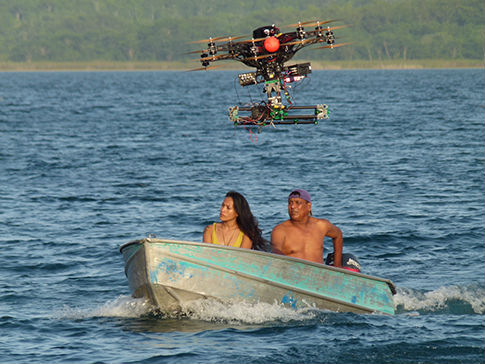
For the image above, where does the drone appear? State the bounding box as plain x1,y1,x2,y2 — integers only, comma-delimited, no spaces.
188,20,350,128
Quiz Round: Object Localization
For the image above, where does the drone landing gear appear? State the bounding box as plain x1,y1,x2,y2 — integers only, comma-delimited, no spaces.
229,62,328,127
229,104,328,127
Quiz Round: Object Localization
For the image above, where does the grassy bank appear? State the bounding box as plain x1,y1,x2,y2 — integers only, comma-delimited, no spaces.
0,59,483,71
0,61,186,71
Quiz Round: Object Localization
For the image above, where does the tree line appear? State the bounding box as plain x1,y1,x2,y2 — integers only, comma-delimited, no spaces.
0,0,483,63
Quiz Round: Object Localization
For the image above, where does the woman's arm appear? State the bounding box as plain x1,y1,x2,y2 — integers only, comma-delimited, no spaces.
203,224,213,243
240,234,253,249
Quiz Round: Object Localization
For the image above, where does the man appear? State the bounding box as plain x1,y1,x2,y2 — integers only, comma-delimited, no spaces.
271,189,343,267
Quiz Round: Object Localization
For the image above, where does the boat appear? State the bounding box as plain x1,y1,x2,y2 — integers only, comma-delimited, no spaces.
120,238,397,315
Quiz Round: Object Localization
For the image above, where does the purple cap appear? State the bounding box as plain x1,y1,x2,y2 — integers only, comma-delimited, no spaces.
288,189,311,203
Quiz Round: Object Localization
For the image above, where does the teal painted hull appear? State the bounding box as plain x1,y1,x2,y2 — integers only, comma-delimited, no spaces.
120,238,396,315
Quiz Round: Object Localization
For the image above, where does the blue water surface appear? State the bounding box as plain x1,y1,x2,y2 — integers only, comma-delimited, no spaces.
0,68,484,363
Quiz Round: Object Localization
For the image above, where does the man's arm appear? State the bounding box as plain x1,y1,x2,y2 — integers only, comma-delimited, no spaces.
326,223,343,267
271,225,285,255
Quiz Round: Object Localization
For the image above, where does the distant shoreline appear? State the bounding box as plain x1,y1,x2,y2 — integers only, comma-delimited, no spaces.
0,59,483,71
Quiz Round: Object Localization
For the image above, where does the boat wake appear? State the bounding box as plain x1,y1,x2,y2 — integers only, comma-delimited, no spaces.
56,295,318,324
176,298,319,324
58,283,484,323
394,284,485,315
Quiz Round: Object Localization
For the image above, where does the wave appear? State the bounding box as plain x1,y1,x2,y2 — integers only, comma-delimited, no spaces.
394,284,485,314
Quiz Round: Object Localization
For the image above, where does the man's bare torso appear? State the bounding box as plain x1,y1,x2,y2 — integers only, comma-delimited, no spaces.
272,217,330,263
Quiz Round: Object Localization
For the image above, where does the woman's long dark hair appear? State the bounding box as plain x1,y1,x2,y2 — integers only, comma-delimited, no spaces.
225,191,267,251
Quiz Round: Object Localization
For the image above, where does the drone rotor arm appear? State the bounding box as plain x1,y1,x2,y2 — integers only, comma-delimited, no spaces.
198,53,239,62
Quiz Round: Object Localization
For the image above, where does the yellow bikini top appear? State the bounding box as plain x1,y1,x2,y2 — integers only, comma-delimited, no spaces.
211,223,244,247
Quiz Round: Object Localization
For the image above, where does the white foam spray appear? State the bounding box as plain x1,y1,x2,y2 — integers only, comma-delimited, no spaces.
56,295,152,319
57,283,484,323
56,295,318,324
179,298,318,324
394,284,485,314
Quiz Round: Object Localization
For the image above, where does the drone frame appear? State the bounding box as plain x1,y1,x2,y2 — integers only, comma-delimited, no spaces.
189,20,349,128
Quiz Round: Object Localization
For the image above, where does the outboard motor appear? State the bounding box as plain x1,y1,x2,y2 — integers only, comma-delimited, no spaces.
325,253,361,272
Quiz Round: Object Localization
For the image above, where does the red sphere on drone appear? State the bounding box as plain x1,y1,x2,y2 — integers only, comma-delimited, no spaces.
264,36,280,53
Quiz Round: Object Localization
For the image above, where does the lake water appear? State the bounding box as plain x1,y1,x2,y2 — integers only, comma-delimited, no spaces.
1,68,484,363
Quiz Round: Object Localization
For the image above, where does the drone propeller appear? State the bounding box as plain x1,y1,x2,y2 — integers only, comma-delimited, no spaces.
211,35,247,43
313,42,353,50
198,53,238,62
321,24,350,31
302,24,350,34
303,19,341,28
185,49,210,54
234,36,269,44
285,19,338,28
188,36,224,44
285,20,316,28
245,53,277,61
283,38,314,46
189,35,246,44
186,64,226,72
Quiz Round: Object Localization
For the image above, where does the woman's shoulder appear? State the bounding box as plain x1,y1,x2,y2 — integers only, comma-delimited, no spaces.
204,223,217,233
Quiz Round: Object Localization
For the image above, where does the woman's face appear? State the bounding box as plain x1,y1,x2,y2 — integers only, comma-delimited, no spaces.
220,197,238,222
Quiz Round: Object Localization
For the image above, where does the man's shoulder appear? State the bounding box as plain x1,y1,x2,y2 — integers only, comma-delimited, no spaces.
310,217,332,229
312,216,330,224
272,220,292,231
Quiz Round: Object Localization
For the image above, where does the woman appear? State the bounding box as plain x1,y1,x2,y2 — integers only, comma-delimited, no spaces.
203,191,266,250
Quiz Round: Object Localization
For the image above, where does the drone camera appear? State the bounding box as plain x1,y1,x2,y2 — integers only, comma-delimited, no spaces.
250,105,268,120
287,63,312,77
238,72,258,86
